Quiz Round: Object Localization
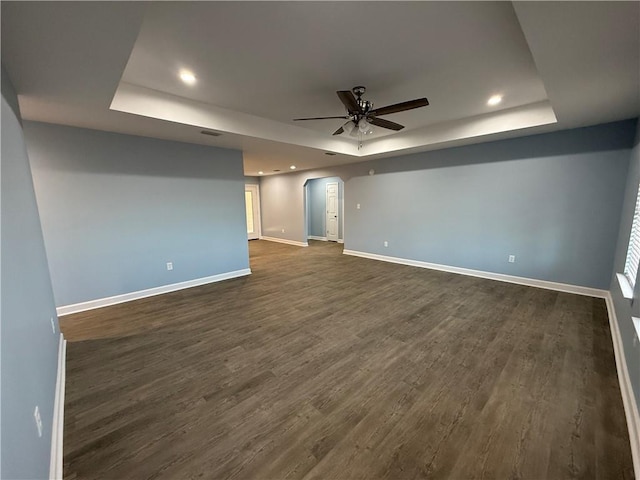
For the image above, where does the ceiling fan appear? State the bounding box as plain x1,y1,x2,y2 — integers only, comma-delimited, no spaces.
294,86,429,136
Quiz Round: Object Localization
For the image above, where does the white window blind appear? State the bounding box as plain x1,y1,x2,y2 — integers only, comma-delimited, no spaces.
623,184,640,288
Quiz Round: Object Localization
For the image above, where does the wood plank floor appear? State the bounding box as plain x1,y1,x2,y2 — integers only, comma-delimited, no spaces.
61,240,635,479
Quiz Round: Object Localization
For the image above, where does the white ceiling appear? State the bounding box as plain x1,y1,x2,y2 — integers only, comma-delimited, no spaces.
2,2,639,176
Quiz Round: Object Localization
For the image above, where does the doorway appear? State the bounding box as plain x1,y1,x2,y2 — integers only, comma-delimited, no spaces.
245,184,261,240
306,177,344,243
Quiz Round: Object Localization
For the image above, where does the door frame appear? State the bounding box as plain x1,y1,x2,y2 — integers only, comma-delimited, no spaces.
245,183,261,240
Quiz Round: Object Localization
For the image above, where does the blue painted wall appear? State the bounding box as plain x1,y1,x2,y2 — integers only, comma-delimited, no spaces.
307,177,343,240
260,121,635,289
344,122,635,289
308,178,325,237
23,122,249,308
1,66,60,479
609,118,640,411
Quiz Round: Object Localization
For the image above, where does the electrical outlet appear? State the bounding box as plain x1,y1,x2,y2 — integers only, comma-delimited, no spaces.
384,241,389,247
508,255,516,263
50,317,56,334
34,406,43,437
356,203,361,210
281,228,285,233
166,262,173,271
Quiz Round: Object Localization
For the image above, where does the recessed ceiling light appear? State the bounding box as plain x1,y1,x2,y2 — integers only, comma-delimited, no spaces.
258,171,264,175
487,95,502,106
290,165,296,170
179,70,197,85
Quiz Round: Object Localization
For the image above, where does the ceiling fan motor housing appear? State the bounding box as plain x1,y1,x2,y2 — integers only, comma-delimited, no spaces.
352,86,372,114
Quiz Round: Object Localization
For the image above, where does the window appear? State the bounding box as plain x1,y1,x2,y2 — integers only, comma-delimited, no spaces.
618,184,640,299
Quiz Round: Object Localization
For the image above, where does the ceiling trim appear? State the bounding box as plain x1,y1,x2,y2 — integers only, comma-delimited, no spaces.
111,82,358,156
112,82,557,159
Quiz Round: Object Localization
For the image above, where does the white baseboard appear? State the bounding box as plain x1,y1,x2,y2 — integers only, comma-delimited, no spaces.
307,236,344,244
56,268,252,316
605,294,640,478
342,249,608,298
260,236,308,247
50,333,66,480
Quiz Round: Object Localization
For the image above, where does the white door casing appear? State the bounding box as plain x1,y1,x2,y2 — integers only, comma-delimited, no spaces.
326,182,338,242
245,184,261,240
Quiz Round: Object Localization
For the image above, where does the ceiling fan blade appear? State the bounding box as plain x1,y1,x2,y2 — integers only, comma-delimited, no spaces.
332,126,345,135
337,90,361,114
293,115,350,121
370,98,429,117
368,117,405,131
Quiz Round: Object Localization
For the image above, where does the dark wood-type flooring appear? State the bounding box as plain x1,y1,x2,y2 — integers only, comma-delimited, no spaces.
61,240,634,479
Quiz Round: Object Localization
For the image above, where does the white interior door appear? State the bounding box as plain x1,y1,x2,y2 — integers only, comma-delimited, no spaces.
326,182,338,242
245,184,261,240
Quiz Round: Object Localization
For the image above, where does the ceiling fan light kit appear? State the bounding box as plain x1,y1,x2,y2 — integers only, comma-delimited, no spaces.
294,86,429,149
342,120,356,136
358,118,373,134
